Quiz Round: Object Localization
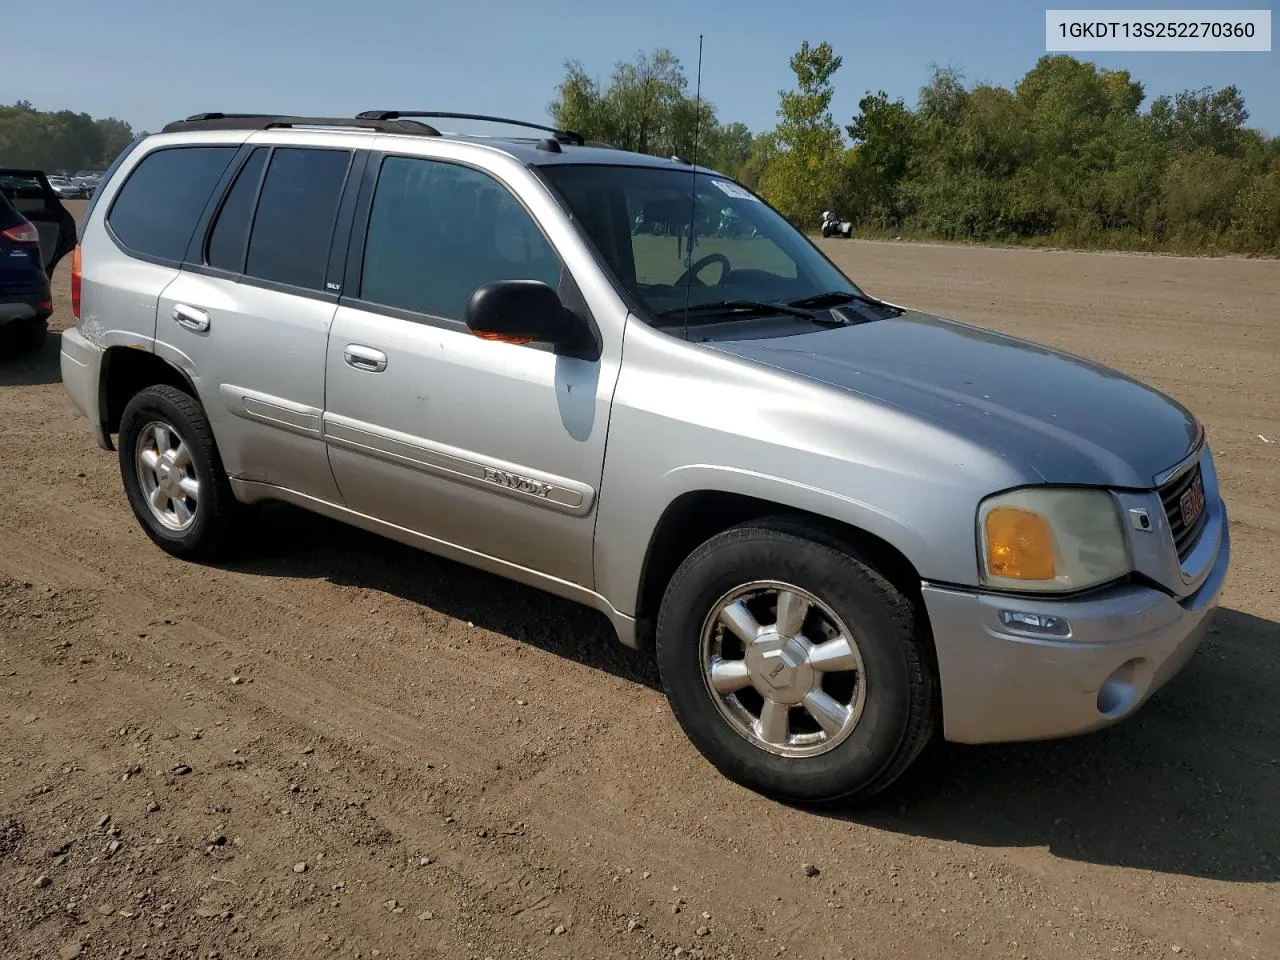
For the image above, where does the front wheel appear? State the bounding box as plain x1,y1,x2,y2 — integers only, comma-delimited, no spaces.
821,224,832,238
656,519,936,803
118,385,239,559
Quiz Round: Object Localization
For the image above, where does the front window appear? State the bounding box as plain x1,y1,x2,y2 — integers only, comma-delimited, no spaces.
539,164,860,324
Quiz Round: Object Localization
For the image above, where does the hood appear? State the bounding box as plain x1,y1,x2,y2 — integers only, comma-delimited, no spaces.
708,311,1199,489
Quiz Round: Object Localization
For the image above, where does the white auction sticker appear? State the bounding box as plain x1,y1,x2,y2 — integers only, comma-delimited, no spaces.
711,179,759,201
1046,9,1271,50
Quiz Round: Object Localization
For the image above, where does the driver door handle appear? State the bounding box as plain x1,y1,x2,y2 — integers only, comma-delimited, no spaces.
172,304,211,332
344,344,387,373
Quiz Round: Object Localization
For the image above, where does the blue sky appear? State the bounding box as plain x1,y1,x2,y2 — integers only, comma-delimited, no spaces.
14,0,1279,137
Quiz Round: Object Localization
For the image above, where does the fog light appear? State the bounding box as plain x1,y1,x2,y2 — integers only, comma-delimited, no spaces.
998,610,1071,637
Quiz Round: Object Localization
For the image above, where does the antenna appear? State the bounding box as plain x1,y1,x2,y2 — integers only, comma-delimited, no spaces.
682,34,704,343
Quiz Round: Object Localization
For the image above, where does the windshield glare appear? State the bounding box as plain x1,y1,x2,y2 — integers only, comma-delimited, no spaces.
540,165,859,323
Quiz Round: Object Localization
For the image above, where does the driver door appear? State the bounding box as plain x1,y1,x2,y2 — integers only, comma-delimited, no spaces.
322,153,621,587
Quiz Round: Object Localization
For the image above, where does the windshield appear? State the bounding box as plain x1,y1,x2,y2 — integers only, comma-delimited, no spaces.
539,164,861,324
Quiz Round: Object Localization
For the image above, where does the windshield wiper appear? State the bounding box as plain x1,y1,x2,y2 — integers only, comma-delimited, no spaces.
788,290,873,308
654,299,816,323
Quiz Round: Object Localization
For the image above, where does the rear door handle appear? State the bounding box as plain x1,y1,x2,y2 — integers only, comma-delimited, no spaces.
172,304,211,332
344,344,387,373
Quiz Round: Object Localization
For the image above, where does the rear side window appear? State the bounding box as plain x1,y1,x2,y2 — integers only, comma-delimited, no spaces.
107,146,237,262
244,148,351,290
206,148,268,273
359,155,561,320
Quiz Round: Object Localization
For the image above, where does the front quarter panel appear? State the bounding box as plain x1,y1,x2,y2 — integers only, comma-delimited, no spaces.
594,319,1034,617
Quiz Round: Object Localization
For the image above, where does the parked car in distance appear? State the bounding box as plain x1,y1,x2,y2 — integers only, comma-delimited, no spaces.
58,111,1229,803
47,176,85,200
0,169,76,351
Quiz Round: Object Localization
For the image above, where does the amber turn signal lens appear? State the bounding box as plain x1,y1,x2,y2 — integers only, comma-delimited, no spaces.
984,507,1056,580
472,330,535,345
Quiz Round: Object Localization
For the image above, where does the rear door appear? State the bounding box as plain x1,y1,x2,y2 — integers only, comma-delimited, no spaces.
155,140,363,501
0,169,77,276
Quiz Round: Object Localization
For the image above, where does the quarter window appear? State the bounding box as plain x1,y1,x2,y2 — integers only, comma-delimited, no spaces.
107,146,238,262
359,156,562,321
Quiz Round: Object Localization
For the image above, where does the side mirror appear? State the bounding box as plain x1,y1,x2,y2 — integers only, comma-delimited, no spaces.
464,280,590,356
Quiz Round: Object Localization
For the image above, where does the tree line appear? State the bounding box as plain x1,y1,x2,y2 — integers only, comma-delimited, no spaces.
552,47,1280,255
6,52,1276,255
0,101,139,172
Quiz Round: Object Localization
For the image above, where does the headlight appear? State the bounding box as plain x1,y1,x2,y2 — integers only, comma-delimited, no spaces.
978,488,1130,592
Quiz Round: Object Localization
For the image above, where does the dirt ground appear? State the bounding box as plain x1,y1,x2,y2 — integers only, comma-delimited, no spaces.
2,204,1277,960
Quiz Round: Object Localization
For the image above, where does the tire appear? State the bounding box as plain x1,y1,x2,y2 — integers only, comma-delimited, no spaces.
656,518,936,804
0,318,46,355
118,384,239,559
18,319,48,353
821,224,832,238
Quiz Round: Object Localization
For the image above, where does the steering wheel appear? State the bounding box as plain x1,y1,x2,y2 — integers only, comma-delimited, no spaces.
675,252,731,287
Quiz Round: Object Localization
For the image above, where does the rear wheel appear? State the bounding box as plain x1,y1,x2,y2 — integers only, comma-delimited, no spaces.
118,385,239,559
656,519,936,803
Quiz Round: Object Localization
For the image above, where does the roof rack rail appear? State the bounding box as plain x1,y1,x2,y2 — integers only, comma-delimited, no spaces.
356,111,585,146
161,113,442,136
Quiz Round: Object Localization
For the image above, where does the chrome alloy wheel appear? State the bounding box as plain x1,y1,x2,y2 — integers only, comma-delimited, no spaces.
135,421,200,532
700,581,867,757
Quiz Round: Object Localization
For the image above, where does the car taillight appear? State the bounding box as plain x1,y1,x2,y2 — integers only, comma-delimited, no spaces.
0,220,40,244
71,245,83,319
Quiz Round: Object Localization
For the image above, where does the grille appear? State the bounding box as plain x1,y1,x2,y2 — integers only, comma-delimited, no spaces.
1159,462,1208,561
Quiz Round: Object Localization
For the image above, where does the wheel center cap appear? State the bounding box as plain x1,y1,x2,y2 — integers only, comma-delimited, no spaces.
745,634,814,705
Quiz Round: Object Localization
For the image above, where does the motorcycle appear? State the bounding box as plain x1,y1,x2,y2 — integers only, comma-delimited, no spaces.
821,210,854,239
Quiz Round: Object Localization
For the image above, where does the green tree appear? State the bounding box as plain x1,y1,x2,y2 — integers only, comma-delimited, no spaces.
701,121,754,177
548,61,614,143
550,50,728,162
844,91,915,224
759,40,845,225
1162,149,1251,242
737,131,779,191
94,118,136,166
0,100,136,171
1149,85,1249,155
1231,160,1280,252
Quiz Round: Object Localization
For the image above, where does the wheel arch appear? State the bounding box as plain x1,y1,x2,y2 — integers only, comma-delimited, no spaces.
100,346,198,448
632,487,932,653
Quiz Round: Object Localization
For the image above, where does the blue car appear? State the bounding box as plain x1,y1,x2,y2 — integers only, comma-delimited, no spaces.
0,169,76,352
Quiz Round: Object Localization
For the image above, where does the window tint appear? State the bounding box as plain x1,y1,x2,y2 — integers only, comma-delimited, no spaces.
206,148,267,273
107,146,237,261
360,156,561,320
244,148,351,290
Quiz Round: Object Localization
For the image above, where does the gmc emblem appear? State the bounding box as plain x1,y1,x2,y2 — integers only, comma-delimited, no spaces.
1179,474,1206,528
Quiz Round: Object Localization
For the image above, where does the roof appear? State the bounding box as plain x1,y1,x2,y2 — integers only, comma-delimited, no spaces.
156,112,722,174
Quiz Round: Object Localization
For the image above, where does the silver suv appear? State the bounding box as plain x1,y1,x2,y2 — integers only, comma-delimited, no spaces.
60,111,1229,802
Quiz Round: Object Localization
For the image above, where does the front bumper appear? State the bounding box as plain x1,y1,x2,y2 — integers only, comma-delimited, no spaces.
923,510,1230,744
